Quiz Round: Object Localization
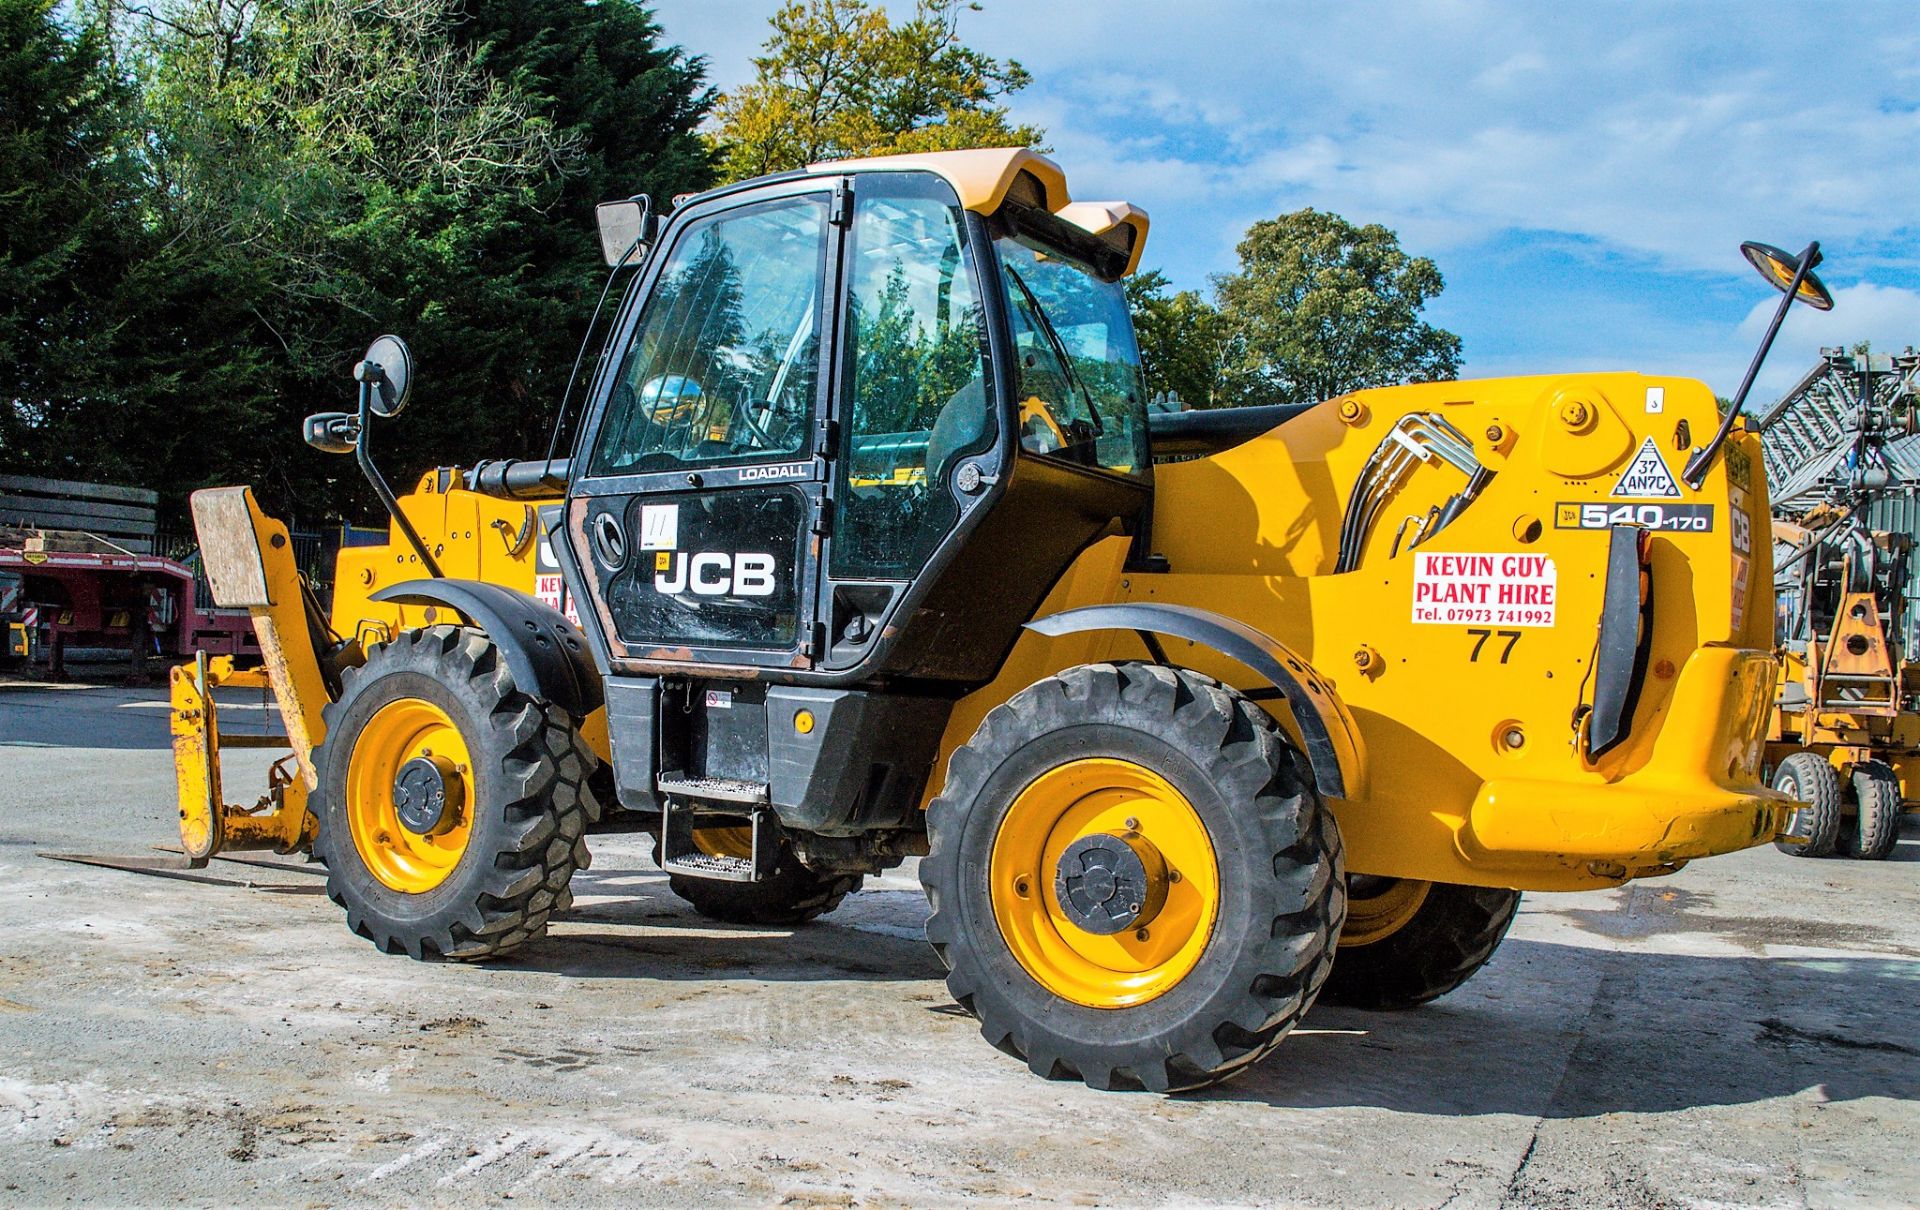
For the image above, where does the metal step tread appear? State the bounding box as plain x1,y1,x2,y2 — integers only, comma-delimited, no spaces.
657,773,769,805
662,850,756,878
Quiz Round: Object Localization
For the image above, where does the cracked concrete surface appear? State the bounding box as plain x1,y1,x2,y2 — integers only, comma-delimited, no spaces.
1,679,1916,1207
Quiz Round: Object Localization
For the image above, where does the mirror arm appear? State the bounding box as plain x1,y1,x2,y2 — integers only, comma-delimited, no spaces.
353,373,443,578
1682,239,1820,489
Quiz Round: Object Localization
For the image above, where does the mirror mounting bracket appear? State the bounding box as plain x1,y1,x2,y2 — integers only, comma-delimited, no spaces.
1682,239,1830,490
352,343,442,578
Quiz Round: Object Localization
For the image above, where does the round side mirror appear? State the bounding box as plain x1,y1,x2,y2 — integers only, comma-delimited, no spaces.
1741,241,1835,312
357,334,414,417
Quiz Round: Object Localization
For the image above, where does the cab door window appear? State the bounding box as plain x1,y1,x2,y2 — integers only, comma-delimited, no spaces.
590,196,829,476
833,177,993,579
995,228,1150,478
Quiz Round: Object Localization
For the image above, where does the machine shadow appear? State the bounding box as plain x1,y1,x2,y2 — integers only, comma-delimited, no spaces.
505,873,946,983
1209,937,1920,1116
519,866,1920,1122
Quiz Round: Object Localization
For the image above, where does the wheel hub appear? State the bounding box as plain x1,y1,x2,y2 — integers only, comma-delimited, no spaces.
1054,831,1168,935
392,755,461,836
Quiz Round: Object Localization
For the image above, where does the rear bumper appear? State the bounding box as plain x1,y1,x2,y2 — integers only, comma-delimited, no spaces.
1463,646,1791,878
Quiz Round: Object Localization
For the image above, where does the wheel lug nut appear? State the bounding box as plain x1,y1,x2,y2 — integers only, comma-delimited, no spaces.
1124,817,1139,831
1168,870,1182,883
1134,927,1150,941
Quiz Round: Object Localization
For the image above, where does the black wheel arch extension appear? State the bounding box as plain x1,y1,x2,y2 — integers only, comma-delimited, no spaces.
1024,603,1364,800
371,579,603,718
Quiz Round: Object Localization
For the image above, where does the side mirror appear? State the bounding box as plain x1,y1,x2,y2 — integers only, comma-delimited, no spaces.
1682,238,1835,489
1742,241,1835,311
596,196,655,267
639,374,703,420
303,411,359,454
355,334,413,418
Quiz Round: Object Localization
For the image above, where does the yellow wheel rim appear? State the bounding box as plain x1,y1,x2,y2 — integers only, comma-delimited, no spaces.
345,698,475,894
988,758,1219,1009
1339,876,1430,947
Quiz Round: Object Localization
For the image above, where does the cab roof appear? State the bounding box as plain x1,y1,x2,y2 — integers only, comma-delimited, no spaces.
805,147,1150,276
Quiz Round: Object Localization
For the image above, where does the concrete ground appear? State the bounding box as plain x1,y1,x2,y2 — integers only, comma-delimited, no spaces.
0,677,1916,1209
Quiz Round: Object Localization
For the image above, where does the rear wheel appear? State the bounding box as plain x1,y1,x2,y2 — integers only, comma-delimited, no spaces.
1321,877,1520,1009
922,662,1345,1092
1772,750,1841,858
668,826,863,924
311,626,595,960
1843,760,1902,861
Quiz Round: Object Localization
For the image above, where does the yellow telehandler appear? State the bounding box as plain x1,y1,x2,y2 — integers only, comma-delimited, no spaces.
171,148,1814,1092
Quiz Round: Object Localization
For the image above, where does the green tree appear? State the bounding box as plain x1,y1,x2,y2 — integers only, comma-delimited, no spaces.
711,0,1043,184
1124,269,1231,408
1213,208,1461,407
31,0,718,522
0,0,144,475
450,0,716,454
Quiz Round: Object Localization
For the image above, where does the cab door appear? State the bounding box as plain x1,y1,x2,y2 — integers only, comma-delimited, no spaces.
568,181,840,670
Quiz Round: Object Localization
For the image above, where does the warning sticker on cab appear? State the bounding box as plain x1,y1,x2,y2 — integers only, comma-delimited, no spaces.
1412,552,1557,627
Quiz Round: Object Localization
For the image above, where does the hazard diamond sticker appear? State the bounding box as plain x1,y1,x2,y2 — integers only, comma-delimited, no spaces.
1611,435,1682,498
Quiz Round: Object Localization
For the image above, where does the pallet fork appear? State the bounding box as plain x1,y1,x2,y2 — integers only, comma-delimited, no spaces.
168,486,335,863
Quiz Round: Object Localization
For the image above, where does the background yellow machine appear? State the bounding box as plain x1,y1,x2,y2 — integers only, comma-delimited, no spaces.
1761,347,1920,859
174,149,1807,1093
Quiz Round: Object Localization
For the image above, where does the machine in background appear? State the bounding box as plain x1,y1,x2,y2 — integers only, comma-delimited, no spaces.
1764,346,1920,859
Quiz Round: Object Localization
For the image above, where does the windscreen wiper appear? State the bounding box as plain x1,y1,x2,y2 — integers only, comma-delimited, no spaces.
1004,265,1104,436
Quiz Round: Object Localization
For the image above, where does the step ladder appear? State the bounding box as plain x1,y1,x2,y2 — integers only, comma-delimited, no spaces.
656,773,776,883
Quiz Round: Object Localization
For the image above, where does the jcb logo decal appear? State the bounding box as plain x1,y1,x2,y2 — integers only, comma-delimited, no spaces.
654,552,777,597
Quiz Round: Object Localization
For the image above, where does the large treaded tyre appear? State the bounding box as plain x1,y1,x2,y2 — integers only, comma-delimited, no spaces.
1843,760,1902,861
1772,750,1842,858
669,849,863,925
922,662,1345,1093
1320,880,1520,1010
311,625,596,961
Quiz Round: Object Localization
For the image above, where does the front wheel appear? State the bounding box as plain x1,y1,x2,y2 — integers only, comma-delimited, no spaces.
1320,877,1520,1010
922,662,1345,1093
311,626,595,961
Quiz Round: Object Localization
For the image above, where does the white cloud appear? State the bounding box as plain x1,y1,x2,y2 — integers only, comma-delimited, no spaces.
651,2,1920,277
645,0,1920,391
955,1,1920,277
1738,282,1920,399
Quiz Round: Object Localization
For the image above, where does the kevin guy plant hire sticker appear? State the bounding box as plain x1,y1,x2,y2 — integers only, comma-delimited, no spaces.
1412,552,1557,626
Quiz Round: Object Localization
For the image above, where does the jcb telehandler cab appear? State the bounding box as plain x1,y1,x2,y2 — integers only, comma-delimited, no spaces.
177,149,1805,1092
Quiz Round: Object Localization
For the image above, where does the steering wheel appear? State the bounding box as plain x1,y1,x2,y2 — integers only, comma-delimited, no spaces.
733,399,782,450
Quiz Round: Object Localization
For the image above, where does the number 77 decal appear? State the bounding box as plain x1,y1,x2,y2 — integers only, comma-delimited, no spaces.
1466,628,1523,663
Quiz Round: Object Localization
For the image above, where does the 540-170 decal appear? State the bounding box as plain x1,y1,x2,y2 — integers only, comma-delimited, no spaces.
1555,502,1714,532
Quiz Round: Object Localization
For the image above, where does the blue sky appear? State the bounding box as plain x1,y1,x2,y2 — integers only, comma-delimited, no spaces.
649,0,1920,401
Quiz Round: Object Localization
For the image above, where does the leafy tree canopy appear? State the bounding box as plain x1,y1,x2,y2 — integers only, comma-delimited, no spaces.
0,0,143,471
1124,270,1231,409
711,0,1042,184
0,0,716,524
1213,208,1463,407
1126,209,1462,409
